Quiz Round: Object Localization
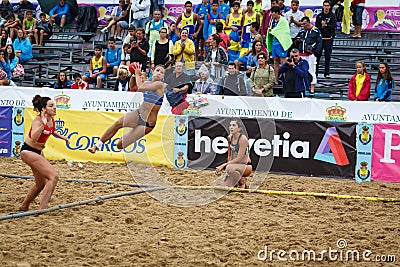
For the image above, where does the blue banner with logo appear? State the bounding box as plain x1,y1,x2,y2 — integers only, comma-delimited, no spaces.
355,123,373,183
174,115,188,169
0,106,13,157
11,107,25,158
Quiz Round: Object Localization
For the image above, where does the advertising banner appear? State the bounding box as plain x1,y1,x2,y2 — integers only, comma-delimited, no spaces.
355,123,373,183
2,88,400,124
24,108,174,165
372,124,400,182
11,107,25,158
173,115,189,169
187,117,357,178
0,106,12,157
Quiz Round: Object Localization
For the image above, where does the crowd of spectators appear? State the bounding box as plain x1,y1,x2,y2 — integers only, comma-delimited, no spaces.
0,0,394,105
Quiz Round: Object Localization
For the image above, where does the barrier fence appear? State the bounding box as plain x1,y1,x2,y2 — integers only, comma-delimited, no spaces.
1,88,399,182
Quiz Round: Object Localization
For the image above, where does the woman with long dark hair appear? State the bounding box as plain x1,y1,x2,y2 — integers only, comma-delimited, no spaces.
19,95,69,210
205,33,228,82
374,62,394,102
216,119,252,188
0,29,12,49
53,71,72,89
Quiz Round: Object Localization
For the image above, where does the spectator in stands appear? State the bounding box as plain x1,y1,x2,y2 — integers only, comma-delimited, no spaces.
205,34,228,82
120,43,130,67
49,0,71,32
13,0,35,23
0,0,13,19
348,61,370,101
131,0,150,30
245,40,263,74
145,9,168,58
83,45,107,88
34,13,52,46
0,48,11,85
374,62,393,102
176,1,203,60
53,71,71,89
114,66,134,91
241,1,260,53
295,16,322,96
213,22,230,52
284,0,304,53
278,0,291,14
122,25,136,46
22,10,36,44
115,0,129,42
316,0,336,79
4,14,21,41
164,61,192,115
0,29,12,49
218,63,247,96
105,37,122,77
249,52,275,96
225,2,243,63
167,22,179,44
71,73,89,90
218,0,230,20
192,64,218,94
350,0,364,38
203,1,225,57
261,0,278,41
13,29,32,64
172,28,195,76
101,0,127,37
150,27,173,69
278,48,309,98
247,22,263,52
193,0,210,61
266,6,292,84
127,28,149,72
6,44,23,79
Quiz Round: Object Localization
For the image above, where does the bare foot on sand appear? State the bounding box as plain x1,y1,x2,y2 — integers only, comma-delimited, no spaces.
19,205,29,211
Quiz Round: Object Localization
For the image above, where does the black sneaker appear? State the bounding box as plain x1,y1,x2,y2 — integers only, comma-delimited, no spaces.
309,92,315,98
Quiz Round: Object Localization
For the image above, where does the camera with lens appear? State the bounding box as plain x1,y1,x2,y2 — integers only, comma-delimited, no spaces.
287,57,293,63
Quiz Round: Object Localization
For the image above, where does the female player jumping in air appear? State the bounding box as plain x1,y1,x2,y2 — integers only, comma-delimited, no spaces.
88,64,166,153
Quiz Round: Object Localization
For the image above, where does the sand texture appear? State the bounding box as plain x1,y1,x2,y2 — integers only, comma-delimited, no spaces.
0,157,399,266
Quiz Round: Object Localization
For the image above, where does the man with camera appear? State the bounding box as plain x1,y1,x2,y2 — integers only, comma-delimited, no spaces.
278,48,309,98
127,28,149,72
294,16,322,97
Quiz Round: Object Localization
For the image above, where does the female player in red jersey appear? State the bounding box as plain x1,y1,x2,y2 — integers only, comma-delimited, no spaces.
19,95,69,211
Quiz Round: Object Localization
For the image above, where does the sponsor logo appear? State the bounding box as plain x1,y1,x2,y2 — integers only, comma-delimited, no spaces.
175,151,186,168
13,109,24,126
356,161,370,180
325,103,347,122
358,125,371,145
54,93,71,110
0,148,8,154
314,127,349,166
379,129,400,164
175,117,187,136
194,130,310,159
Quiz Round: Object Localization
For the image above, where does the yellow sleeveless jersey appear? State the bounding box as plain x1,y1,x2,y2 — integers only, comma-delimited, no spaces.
91,56,104,73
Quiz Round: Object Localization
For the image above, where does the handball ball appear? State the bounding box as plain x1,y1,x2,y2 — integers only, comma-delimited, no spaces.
129,62,140,74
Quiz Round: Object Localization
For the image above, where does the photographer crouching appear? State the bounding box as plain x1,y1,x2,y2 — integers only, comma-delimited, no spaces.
278,48,310,98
